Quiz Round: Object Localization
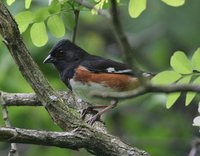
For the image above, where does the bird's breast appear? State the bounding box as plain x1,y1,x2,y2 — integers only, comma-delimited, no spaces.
69,66,140,104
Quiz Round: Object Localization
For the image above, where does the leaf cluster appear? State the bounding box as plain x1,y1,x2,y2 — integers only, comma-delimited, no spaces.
152,48,200,108
12,0,67,47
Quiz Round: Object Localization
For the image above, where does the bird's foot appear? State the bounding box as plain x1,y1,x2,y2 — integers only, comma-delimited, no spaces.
86,113,102,125
80,106,98,120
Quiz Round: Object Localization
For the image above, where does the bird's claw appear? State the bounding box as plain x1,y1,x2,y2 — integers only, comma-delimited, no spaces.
86,114,101,125
80,107,98,120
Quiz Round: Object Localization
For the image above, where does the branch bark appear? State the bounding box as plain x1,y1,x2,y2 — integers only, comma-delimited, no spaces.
1,97,19,156
0,2,149,156
0,127,148,156
3,84,200,107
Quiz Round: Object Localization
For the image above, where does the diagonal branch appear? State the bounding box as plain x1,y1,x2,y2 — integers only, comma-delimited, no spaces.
0,1,80,131
110,0,138,71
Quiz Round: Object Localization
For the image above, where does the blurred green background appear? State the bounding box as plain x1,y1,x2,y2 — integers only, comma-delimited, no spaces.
0,0,200,156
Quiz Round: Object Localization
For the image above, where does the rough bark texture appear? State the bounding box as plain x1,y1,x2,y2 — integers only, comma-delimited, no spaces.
0,2,149,156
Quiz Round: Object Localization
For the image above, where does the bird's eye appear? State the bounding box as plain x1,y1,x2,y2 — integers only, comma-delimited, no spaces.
55,52,62,58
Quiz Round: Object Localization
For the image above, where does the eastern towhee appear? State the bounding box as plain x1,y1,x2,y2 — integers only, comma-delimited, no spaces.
43,39,140,124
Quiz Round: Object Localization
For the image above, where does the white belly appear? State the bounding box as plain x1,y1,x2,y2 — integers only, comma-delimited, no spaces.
69,79,115,105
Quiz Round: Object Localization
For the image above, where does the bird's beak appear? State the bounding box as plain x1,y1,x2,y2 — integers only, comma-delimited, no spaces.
43,54,56,63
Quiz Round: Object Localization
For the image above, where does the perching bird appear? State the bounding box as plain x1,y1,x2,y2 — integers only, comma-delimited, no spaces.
43,39,140,124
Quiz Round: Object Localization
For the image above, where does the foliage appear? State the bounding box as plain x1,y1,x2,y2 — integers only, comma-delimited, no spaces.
128,0,185,18
152,48,200,108
13,0,66,47
8,0,186,47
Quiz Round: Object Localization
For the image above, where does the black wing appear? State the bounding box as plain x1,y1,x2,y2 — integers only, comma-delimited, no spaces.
80,55,134,75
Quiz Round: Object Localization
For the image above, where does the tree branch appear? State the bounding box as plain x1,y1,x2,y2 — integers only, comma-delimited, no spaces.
110,0,136,70
93,84,200,99
1,97,19,156
0,127,89,150
3,84,200,107
0,2,149,156
72,9,80,43
0,127,149,156
0,1,80,131
0,91,85,108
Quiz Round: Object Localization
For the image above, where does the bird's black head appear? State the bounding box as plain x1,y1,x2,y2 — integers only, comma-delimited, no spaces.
43,39,88,72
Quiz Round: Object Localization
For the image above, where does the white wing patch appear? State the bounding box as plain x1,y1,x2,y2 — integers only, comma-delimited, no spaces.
106,67,132,74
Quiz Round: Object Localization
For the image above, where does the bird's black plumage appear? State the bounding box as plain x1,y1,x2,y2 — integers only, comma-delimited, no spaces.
44,39,134,90
46,39,132,72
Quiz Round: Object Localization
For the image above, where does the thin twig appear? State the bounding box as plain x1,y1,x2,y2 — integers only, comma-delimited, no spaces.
188,138,200,156
110,0,141,75
92,84,200,99
72,9,80,43
1,96,19,156
74,0,111,18
3,84,200,106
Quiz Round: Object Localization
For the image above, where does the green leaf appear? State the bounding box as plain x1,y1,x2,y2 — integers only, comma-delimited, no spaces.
151,71,181,85
30,22,48,47
166,93,181,109
47,15,65,38
192,48,200,72
161,0,185,7
166,75,191,109
48,0,61,14
185,76,200,106
25,0,32,9
15,11,35,33
128,0,147,18
170,51,193,74
91,0,107,15
35,8,50,22
7,0,15,6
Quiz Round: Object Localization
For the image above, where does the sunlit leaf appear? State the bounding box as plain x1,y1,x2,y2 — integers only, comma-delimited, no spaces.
91,0,107,15
151,71,181,85
7,0,15,6
35,8,50,22
192,48,200,72
128,0,147,18
15,11,34,33
25,0,32,9
30,22,48,47
47,15,65,38
48,0,61,14
166,75,191,109
170,51,193,74
185,76,200,106
161,0,185,7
